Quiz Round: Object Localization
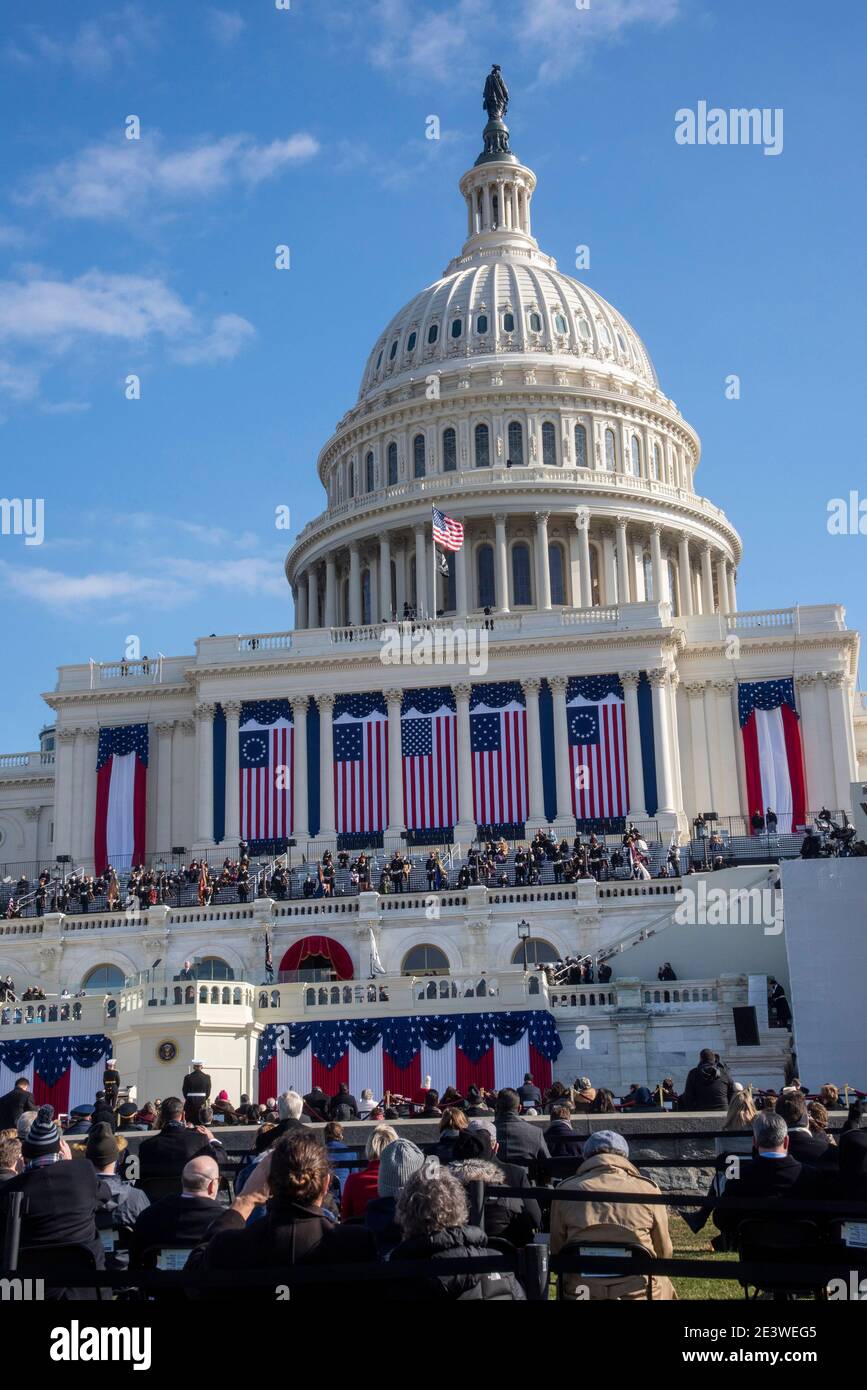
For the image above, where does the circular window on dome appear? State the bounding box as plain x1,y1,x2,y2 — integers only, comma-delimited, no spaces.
554,313,568,334
389,339,398,360
406,330,417,353
577,318,591,340
529,311,542,332
451,318,463,339
476,313,488,335
503,311,515,333
428,323,439,345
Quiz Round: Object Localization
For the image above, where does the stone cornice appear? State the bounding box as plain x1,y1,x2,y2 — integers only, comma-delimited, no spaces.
42,683,192,710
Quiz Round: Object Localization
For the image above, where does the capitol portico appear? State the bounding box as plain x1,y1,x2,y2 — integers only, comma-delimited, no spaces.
0,75,863,1096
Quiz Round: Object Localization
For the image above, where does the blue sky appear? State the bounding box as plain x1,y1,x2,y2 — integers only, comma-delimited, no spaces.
0,0,864,748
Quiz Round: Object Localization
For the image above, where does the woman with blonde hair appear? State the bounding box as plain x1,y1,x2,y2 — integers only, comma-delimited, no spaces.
722,1088,756,1130
340,1123,398,1221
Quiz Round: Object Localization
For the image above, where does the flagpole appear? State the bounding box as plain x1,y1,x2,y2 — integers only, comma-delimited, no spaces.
431,508,437,622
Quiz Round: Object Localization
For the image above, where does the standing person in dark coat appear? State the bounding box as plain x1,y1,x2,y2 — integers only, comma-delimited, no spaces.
0,1076,37,1130
303,1086,330,1121
0,1106,107,1298
129,1155,222,1268
186,1132,375,1301
182,1060,212,1120
517,1074,543,1110
679,1049,735,1111
493,1089,550,1177
330,1082,358,1121
544,1103,584,1159
137,1097,217,1200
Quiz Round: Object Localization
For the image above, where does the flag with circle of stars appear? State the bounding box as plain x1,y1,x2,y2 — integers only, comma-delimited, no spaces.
566,674,629,820
239,700,294,842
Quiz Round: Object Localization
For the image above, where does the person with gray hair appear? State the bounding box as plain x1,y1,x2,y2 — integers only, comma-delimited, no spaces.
388,1167,526,1300
277,1091,305,1122
129,1154,222,1269
550,1130,677,1300
709,1108,823,1250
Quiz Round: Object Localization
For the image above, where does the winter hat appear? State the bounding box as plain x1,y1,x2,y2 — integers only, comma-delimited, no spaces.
22,1104,60,1158
85,1122,119,1169
468,1117,497,1144
377,1138,425,1197
454,1126,493,1161
583,1129,629,1159
217,1090,229,1102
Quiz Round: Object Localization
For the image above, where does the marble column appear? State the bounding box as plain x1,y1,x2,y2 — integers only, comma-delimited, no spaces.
307,568,319,629
711,679,741,815
295,577,308,631
324,556,337,628
414,524,428,617
727,566,738,614
685,683,712,813
577,514,592,607
615,516,630,604
619,672,647,818
701,544,715,614
716,557,730,615
678,534,693,616
318,694,336,839
70,729,85,862
535,512,552,611
223,702,241,844
385,688,405,837
648,670,676,815
78,727,99,867
454,682,476,842
649,524,665,605
379,534,392,622
290,696,309,843
494,513,510,612
195,703,215,846
53,728,76,860
824,673,856,810
455,528,468,615
394,541,407,617
550,675,577,831
521,676,547,825
348,544,362,626
171,720,192,848
368,551,379,624
155,720,175,852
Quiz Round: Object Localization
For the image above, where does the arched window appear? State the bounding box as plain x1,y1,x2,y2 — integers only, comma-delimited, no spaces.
413,433,426,478
365,451,374,493
402,944,450,975
512,542,533,606
599,322,611,347
652,443,662,480
541,421,557,467
577,317,592,341
196,957,235,981
510,938,558,966
83,964,124,991
476,313,488,334
406,330,417,353
442,427,457,472
548,543,565,605
604,429,616,470
474,422,490,468
589,544,601,606
554,312,569,335
361,569,371,623
507,421,524,467
387,441,398,486
528,311,542,333
503,311,515,333
450,318,463,339
631,436,642,477
389,339,398,360
347,459,355,498
574,423,588,469
427,322,439,345
477,543,495,609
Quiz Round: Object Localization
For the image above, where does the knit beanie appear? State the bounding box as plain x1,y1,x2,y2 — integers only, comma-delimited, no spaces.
377,1138,425,1197
85,1121,119,1169
22,1104,60,1158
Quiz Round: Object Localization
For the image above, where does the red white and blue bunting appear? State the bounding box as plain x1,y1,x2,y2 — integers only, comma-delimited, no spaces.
0,1034,111,1114
257,1010,561,1102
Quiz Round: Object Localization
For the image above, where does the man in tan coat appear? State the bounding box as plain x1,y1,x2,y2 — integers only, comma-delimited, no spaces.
550,1129,677,1300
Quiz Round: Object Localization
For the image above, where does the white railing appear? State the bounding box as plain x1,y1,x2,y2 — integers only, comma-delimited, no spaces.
238,632,293,652
0,751,54,774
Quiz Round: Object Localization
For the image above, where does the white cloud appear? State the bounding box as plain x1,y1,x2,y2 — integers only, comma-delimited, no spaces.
39,400,92,415
170,312,256,365
18,130,320,221
0,550,285,612
0,359,41,401
210,10,246,46
5,8,160,76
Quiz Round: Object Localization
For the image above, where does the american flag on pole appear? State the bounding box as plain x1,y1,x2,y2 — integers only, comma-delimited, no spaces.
333,693,389,833
567,675,629,819
239,700,294,842
432,506,464,551
738,678,807,832
401,687,458,831
470,682,528,827
94,724,148,874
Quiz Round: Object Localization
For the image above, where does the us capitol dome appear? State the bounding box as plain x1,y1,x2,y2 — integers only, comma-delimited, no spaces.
286,76,742,635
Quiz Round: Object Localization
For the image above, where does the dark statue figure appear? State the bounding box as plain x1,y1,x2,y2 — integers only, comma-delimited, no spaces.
483,65,509,121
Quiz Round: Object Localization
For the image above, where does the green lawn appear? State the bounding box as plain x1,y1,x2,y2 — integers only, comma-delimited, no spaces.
547,1214,742,1301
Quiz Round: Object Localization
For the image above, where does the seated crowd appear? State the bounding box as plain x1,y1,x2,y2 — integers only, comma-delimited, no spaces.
1,1049,865,1302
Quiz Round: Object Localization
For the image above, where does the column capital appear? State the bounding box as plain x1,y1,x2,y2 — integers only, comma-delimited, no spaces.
454,681,473,701
153,720,176,734
384,688,403,705
81,725,100,740
619,671,641,691
290,694,309,717
650,521,663,536
178,718,195,734
24,805,42,820
194,703,216,722
682,680,706,698
678,532,691,550
614,514,629,530
221,701,242,719
549,675,569,694
494,511,508,526
349,539,361,555
647,668,669,689
711,678,735,693
534,510,550,527
575,509,591,532
318,693,336,712
521,676,542,698
701,540,712,555
822,671,846,688
57,728,77,744
795,671,820,688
